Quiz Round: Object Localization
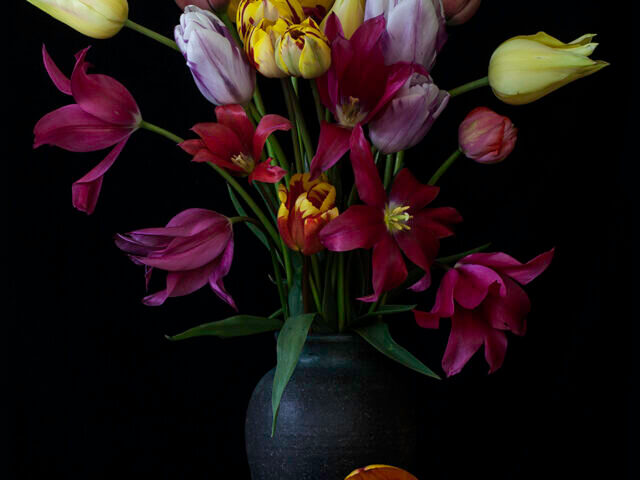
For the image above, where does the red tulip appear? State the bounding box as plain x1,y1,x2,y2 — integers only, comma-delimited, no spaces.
180,105,290,184
319,126,462,302
442,0,481,25
458,107,517,164
414,248,554,376
311,14,420,178
33,45,142,214
115,209,236,308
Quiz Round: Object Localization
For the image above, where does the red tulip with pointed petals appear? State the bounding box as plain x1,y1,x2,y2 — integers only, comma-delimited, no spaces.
414,248,554,376
33,45,142,214
180,105,290,184
319,126,462,302
310,14,422,179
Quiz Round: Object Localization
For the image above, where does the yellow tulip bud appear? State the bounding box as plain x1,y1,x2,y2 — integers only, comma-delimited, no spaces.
276,18,331,78
236,0,304,42
488,31,609,105
26,0,128,39
245,17,291,78
320,0,364,39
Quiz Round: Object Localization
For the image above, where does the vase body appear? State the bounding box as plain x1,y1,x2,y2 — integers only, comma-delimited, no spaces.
245,334,417,480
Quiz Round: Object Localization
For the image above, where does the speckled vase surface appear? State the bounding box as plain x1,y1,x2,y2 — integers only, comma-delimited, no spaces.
245,334,417,480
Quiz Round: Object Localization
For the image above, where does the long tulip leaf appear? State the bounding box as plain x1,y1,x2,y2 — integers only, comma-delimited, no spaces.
271,313,315,436
353,322,441,380
166,315,283,341
357,304,417,321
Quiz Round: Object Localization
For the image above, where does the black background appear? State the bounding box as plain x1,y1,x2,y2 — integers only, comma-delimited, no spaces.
8,1,636,479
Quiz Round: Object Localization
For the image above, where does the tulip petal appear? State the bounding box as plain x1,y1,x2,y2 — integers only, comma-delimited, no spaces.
460,248,555,285
249,158,287,184
484,327,508,374
389,168,439,211
442,307,485,377
190,148,244,173
253,114,292,162
143,259,220,306
359,234,407,303
42,44,71,95
71,137,129,214
309,122,352,179
453,264,506,310
482,275,530,336
432,269,460,317
208,237,236,310
413,309,440,329
350,125,387,209
192,122,247,159
34,104,133,152
70,47,141,127
215,105,255,153
395,225,439,288
319,205,385,251
179,139,206,155
408,271,431,292
413,207,463,239
366,62,417,123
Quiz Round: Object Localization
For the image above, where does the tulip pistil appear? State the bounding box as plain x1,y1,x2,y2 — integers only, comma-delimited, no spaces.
231,153,255,173
384,204,412,233
337,96,367,127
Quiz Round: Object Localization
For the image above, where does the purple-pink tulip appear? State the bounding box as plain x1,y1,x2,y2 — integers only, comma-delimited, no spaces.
364,0,447,70
442,0,481,25
414,249,554,376
369,73,449,153
115,209,236,308
319,126,462,302
458,107,517,164
33,45,142,214
175,0,228,11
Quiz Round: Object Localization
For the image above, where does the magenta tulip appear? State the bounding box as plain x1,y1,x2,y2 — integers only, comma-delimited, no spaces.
180,105,290,184
319,126,462,302
458,107,517,164
115,209,236,308
311,14,420,178
442,0,481,25
414,248,554,376
33,45,142,214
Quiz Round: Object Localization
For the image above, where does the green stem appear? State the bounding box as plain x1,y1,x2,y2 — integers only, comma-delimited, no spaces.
310,255,322,302
309,80,324,126
140,120,184,143
393,150,405,175
437,242,492,265
302,256,310,313
281,237,294,289
125,19,180,52
253,86,267,117
448,76,489,97
337,254,346,332
428,148,462,186
286,79,314,166
308,273,322,313
383,154,394,189
281,79,303,173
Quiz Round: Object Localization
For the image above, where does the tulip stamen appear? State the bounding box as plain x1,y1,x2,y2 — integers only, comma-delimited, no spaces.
231,153,255,173
337,96,367,127
384,204,412,233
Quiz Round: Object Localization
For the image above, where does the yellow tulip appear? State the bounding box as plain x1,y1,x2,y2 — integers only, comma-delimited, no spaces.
346,464,418,480
320,0,364,39
227,0,241,20
245,17,291,78
276,18,331,78
488,31,609,105
26,0,128,39
236,0,304,42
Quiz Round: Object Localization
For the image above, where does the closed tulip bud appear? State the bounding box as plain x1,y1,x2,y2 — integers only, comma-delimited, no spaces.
277,173,339,255
26,0,128,39
236,0,304,42
245,18,291,78
488,32,609,105
442,0,481,25
276,18,331,78
320,0,365,39
346,465,418,480
458,107,517,164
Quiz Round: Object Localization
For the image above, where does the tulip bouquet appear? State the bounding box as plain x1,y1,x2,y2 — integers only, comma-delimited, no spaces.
27,0,607,433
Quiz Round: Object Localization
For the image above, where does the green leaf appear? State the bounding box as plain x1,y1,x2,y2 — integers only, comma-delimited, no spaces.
357,304,417,321
166,315,283,341
287,253,304,317
353,322,440,380
272,313,315,436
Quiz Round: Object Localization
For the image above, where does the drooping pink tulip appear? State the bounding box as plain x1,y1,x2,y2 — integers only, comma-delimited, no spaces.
414,248,554,376
115,209,236,308
33,45,142,214
311,14,421,178
180,105,290,184
319,126,462,302
458,107,517,164
442,0,481,25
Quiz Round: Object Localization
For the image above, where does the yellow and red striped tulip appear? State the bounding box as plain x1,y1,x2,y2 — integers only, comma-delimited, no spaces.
346,464,418,480
276,18,331,79
245,17,292,78
236,0,304,41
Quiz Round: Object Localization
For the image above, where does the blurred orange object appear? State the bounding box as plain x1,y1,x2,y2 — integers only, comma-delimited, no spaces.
345,464,418,480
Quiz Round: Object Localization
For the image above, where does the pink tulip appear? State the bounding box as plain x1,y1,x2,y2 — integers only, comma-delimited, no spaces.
442,0,481,25
175,0,228,11
414,249,554,376
458,107,517,164
33,45,142,214
115,209,236,308
180,105,290,184
319,126,462,302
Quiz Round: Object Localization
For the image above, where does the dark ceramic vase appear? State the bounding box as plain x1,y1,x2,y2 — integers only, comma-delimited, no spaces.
245,334,417,480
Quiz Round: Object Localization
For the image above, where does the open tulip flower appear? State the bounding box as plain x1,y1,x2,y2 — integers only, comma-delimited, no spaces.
33,45,142,214
310,14,420,178
346,465,418,480
115,209,236,308
414,249,554,376
319,126,462,302
180,105,290,184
